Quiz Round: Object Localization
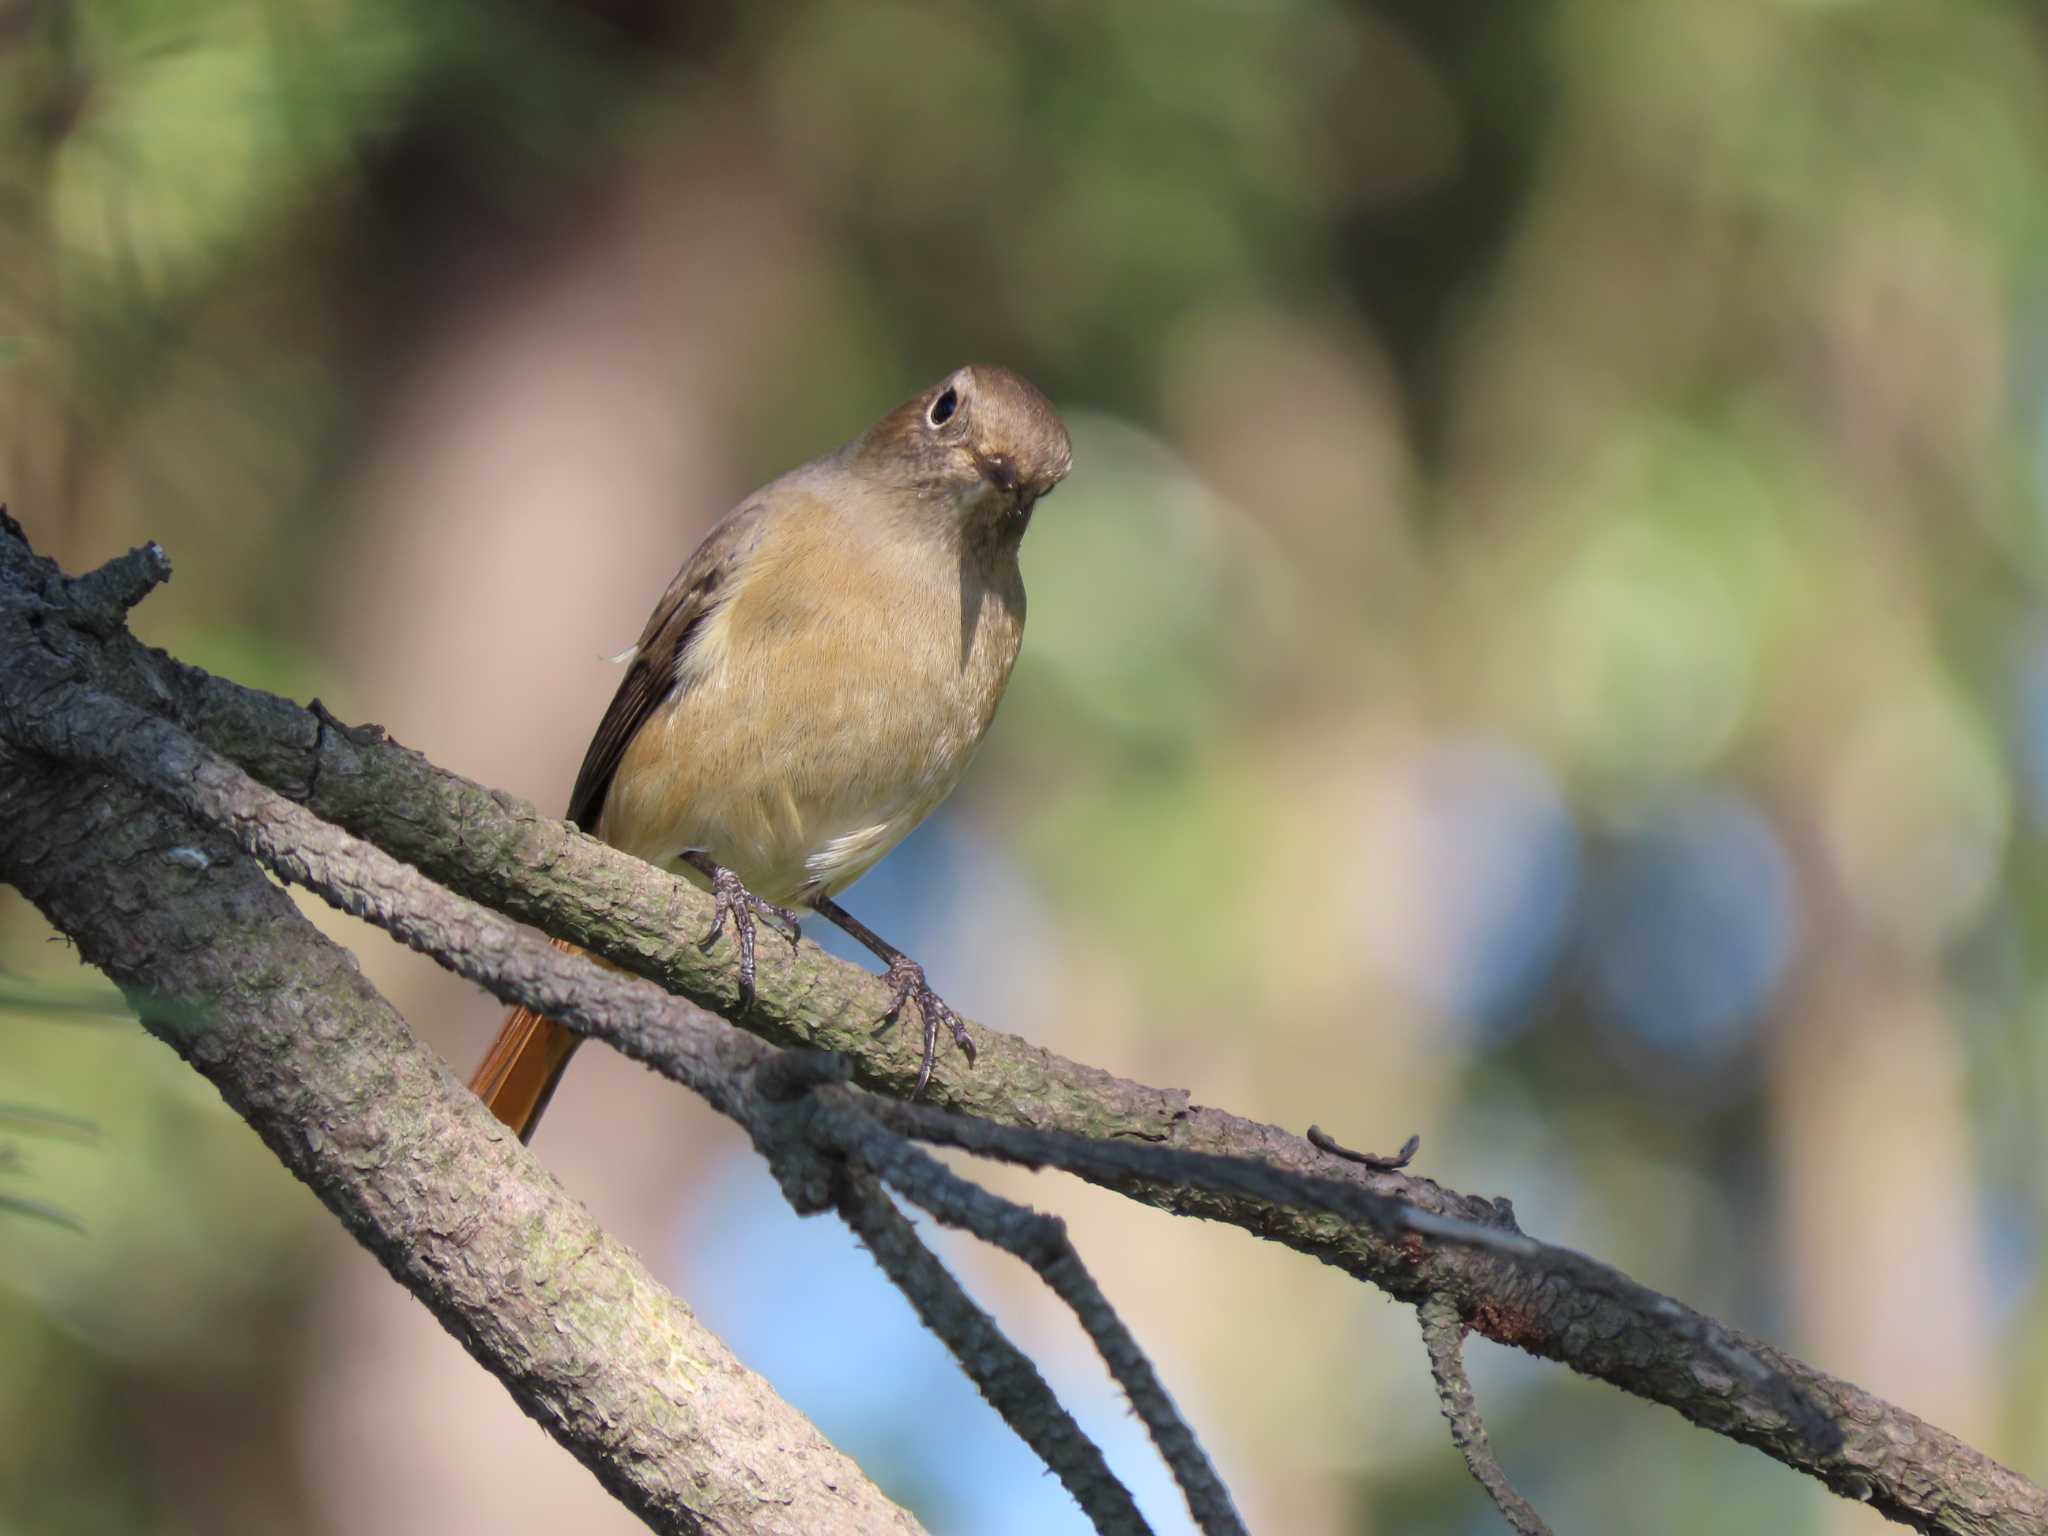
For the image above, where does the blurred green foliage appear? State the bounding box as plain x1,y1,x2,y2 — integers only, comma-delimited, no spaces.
6,0,2048,1532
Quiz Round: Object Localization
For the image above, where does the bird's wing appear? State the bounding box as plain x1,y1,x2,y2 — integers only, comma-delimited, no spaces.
565,500,772,832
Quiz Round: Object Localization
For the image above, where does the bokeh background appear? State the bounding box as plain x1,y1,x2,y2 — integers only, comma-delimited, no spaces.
5,1,2048,1531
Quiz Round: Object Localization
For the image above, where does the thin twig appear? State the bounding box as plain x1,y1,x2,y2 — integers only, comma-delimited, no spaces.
860,1098,1848,1463
813,1098,1249,1536
1419,1296,1553,1536
62,538,170,631
1307,1124,1419,1171
832,1169,1153,1536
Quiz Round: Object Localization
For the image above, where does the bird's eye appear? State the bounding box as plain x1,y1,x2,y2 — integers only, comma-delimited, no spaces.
927,386,959,428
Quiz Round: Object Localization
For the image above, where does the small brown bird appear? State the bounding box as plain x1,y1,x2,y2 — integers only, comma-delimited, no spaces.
470,364,1073,1141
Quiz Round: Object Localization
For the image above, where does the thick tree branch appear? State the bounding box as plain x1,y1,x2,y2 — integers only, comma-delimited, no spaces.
0,768,916,1536
4,513,2045,1534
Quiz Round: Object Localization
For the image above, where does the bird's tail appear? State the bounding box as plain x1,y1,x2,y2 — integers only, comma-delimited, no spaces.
469,938,584,1143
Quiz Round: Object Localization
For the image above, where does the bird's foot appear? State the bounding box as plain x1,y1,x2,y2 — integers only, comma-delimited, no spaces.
692,860,802,1010
876,955,975,1098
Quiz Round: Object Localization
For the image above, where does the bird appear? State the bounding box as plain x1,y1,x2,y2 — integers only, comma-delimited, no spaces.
469,364,1073,1142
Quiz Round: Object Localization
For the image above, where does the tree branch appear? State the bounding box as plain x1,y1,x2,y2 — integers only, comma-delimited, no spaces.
831,1169,1154,1536
809,1097,1248,1536
1419,1295,1553,1536
0,764,918,1535
4,510,2045,1534
151,663,2034,1534
0,517,1236,1534
59,676,1226,1531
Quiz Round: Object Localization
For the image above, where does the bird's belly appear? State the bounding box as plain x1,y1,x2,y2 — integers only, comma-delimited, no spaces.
597,615,1014,907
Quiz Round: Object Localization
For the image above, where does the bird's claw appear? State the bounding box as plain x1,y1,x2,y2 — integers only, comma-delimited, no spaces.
876,955,975,1097
696,865,802,1010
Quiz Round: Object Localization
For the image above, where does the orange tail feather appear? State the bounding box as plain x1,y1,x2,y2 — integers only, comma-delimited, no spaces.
469,939,584,1143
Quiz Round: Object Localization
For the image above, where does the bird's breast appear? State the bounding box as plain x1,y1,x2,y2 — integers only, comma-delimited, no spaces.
598,522,1024,906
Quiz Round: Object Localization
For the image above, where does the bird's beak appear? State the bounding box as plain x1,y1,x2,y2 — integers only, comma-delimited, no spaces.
973,450,1020,495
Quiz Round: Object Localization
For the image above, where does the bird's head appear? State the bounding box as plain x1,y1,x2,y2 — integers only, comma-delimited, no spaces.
857,364,1072,539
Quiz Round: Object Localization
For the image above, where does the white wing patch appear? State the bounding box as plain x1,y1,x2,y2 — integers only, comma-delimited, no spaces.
805,815,922,895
